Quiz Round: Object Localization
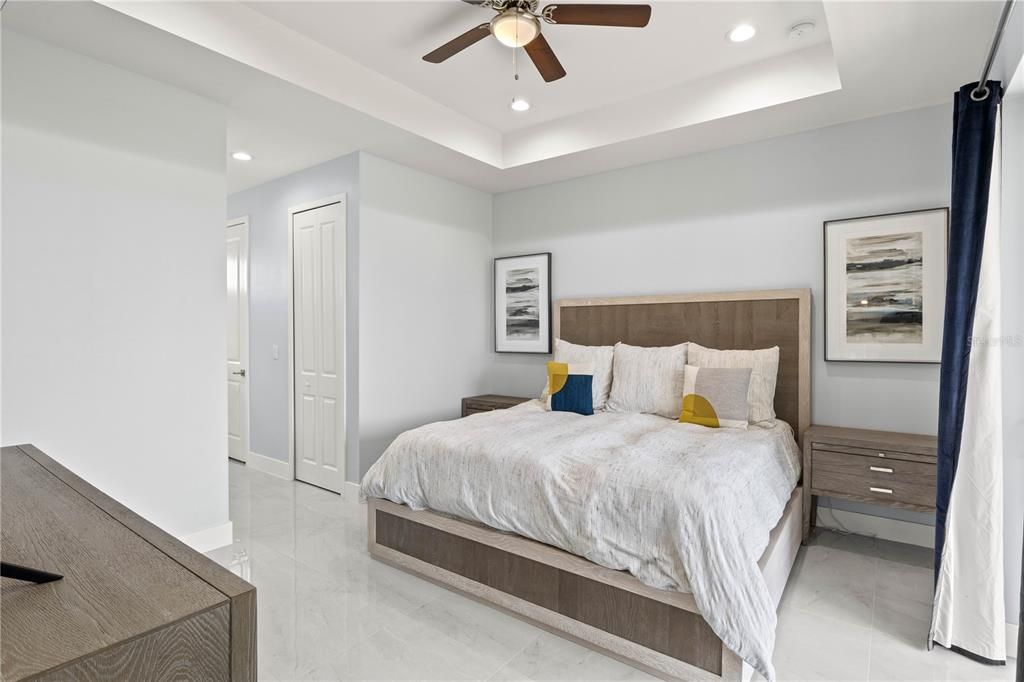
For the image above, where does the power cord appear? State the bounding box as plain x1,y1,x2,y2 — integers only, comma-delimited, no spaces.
819,497,878,540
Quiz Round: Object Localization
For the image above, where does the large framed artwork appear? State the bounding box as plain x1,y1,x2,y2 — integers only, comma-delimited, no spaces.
825,208,948,363
494,252,551,354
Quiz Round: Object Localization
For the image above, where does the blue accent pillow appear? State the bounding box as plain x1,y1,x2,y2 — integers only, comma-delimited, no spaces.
546,362,594,415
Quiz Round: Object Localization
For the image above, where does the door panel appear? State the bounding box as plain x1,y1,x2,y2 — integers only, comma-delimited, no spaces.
292,200,345,492
226,219,249,463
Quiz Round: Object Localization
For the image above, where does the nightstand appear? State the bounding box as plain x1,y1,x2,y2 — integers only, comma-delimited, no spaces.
802,425,938,542
461,394,532,417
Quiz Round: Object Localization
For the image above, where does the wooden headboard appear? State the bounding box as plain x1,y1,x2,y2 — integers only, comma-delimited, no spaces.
555,289,811,440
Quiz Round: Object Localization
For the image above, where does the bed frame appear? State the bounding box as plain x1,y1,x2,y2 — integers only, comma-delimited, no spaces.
367,289,811,681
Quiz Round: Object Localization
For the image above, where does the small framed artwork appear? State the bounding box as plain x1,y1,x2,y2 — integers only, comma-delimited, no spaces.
825,208,948,363
494,252,552,354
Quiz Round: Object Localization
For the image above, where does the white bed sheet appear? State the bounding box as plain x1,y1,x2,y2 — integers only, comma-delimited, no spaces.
361,400,800,680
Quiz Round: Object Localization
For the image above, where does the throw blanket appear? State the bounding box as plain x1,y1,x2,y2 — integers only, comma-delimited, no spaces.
361,400,800,679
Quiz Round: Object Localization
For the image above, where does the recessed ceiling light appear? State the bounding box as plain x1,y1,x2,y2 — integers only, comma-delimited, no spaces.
231,151,253,162
510,97,531,112
727,24,757,43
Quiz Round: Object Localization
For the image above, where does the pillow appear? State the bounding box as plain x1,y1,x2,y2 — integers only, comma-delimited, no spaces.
606,342,688,419
540,339,614,410
546,362,594,415
679,365,752,429
687,343,779,425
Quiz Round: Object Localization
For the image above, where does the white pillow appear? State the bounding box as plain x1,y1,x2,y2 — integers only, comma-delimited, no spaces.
541,339,615,411
687,343,779,425
606,342,688,419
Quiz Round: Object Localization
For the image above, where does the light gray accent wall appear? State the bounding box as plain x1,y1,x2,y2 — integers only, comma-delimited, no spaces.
226,154,361,482
491,105,950,431
1000,78,1024,626
490,106,953,527
357,153,492,477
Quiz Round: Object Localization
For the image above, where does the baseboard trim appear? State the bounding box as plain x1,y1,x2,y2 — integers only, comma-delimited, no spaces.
179,521,233,553
247,451,292,480
338,480,362,503
815,505,934,548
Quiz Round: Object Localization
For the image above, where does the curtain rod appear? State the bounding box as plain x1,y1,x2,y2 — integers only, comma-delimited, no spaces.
972,0,1017,100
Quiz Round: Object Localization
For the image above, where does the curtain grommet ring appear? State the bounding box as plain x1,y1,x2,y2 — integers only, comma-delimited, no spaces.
970,86,990,102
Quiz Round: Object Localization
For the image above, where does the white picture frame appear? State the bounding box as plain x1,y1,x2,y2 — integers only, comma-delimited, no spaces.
824,208,948,363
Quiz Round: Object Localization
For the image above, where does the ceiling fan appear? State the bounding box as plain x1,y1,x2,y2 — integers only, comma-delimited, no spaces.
423,1,652,83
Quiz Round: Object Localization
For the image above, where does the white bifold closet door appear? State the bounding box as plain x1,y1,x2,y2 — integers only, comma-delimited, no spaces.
292,200,346,493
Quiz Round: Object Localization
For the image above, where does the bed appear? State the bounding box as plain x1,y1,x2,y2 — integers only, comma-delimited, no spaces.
362,289,811,681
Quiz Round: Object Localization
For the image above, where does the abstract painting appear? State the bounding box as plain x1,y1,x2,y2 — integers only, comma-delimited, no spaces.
494,253,551,353
845,231,923,343
825,208,947,362
505,267,541,340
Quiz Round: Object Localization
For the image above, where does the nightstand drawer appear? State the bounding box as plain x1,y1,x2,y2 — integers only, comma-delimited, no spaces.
810,442,935,464
812,450,936,508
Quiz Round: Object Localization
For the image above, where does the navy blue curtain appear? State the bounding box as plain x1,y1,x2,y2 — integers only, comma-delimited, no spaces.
934,80,1003,578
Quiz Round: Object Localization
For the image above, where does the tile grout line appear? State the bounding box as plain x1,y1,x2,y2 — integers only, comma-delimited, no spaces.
865,551,880,682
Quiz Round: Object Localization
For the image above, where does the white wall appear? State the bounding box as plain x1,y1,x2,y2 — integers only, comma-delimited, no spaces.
1,32,229,542
490,105,951,525
227,154,361,481
1000,64,1024,630
358,153,492,476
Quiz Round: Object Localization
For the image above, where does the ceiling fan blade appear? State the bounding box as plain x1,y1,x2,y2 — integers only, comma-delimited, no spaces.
524,34,566,82
543,4,651,27
422,24,491,63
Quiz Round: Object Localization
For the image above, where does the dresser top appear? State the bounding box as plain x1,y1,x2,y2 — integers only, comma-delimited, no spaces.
0,445,253,680
804,425,938,457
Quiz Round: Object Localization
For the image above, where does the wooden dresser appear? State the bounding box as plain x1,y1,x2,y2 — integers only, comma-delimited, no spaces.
461,394,532,417
0,444,256,681
802,426,938,542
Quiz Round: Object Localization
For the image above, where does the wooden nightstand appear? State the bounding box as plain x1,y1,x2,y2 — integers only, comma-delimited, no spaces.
802,425,938,542
461,394,532,417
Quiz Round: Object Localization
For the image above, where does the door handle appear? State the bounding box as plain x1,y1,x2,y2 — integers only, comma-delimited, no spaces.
232,369,246,377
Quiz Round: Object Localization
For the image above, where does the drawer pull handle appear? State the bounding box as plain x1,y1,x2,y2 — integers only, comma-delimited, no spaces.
870,466,894,473
877,452,886,458
870,487,893,495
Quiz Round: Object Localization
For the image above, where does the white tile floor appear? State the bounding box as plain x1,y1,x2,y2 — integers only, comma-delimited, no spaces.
212,462,1014,682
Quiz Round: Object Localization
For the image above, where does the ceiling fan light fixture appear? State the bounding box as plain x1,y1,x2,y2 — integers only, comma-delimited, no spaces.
727,24,757,43
491,10,541,48
510,97,531,112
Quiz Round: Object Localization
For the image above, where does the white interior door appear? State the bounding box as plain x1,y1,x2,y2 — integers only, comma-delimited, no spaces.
292,199,345,492
226,218,250,463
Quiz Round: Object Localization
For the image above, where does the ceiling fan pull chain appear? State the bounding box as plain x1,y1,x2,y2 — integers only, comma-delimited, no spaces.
514,10,520,80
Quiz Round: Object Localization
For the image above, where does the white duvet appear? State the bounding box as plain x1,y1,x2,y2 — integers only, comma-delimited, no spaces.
361,400,801,680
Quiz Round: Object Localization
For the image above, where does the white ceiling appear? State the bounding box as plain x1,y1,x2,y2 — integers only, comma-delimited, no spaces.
244,1,831,133
4,1,1008,194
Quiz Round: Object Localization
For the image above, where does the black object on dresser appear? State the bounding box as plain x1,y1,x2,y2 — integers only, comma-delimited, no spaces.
1,444,256,681
461,394,532,417
802,425,937,543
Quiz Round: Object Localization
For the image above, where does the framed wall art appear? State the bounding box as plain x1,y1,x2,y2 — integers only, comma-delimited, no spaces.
824,208,948,363
494,252,551,354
